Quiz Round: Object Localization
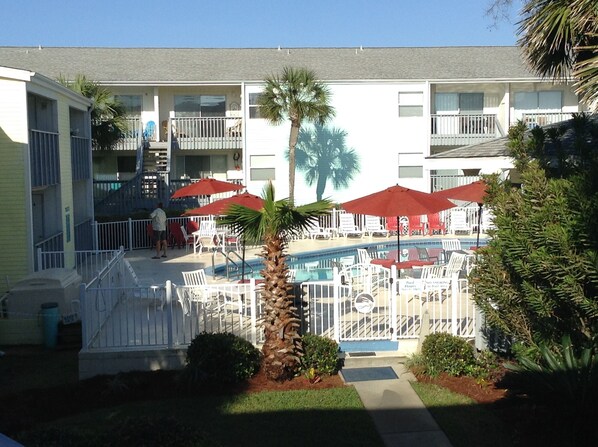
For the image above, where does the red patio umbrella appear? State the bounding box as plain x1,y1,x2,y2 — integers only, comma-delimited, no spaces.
171,178,243,200
342,185,455,266
182,192,264,216
433,180,489,248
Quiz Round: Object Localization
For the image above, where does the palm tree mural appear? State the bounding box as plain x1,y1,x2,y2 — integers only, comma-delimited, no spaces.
219,182,332,381
293,124,360,201
258,67,335,204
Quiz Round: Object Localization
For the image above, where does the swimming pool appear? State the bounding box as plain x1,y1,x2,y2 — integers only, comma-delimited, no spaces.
214,237,484,281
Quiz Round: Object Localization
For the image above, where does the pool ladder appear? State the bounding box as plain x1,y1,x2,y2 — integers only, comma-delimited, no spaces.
211,249,254,280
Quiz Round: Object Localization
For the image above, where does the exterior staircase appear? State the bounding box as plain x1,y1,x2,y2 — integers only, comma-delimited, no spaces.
143,141,169,173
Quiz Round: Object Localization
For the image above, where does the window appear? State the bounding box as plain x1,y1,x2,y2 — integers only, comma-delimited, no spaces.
399,166,423,178
435,93,483,114
174,95,226,117
398,152,423,178
250,155,275,180
248,93,262,119
398,92,423,117
182,155,227,178
114,95,142,115
514,91,562,111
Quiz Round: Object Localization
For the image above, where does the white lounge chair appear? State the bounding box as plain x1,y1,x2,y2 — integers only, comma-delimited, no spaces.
338,213,364,238
449,209,471,235
305,220,332,239
364,215,389,238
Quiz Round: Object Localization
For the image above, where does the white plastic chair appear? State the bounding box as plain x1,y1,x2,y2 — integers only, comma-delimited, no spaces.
449,209,471,235
338,213,364,238
364,215,389,238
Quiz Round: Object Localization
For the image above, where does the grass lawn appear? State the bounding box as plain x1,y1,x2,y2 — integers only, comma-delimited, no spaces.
21,388,383,447
411,382,513,447
0,346,383,447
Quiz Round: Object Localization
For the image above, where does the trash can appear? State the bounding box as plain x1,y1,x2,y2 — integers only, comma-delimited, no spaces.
40,302,60,348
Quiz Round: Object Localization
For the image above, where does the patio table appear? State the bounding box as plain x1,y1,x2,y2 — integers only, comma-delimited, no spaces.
370,259,434,270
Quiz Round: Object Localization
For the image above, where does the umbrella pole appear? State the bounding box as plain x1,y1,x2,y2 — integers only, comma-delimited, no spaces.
476,203,482,248
396,215,401,279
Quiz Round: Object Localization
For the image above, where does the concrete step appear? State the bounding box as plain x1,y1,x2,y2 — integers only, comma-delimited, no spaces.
340,352,407,368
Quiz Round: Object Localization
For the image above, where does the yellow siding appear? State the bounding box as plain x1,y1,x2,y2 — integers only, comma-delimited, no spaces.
0,79,30,283
57,98,75,268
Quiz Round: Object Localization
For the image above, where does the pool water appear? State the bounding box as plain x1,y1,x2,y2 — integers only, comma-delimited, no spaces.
215,238,482,281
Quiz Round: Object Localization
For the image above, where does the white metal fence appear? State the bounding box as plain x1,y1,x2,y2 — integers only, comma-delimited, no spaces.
80,259,475,352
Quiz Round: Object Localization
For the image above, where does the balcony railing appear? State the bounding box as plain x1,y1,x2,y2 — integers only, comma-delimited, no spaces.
519,112,571,128
173,117,242,150
30,129,60,188
71,135,91,181
113,116,143,151
430,114,501,146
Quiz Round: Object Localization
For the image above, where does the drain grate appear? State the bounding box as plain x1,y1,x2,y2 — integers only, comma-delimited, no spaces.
340,366,398,383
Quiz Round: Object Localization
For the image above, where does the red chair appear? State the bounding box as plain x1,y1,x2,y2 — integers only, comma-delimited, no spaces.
168,222,185,248
408,215,426,235
147,224,155,249
385,216,398,234
186,220,199,234
426,213,446,235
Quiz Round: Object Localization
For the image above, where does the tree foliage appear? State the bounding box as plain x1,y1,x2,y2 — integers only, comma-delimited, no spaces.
218,182,332,381
58,74,128,151
258,67,335,204
471,114,598,352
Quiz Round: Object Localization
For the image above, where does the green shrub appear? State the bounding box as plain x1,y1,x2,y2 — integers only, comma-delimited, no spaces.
420,332,477,377
183,331,261,384
301,334,341,375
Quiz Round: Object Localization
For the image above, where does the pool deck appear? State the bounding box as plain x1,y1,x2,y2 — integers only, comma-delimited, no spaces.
125,233,483,286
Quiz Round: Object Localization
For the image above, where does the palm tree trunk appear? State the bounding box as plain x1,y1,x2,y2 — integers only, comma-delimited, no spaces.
288,123,300,204
260,234,302,381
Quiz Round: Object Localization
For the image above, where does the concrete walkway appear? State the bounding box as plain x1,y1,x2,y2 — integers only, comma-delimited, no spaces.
342,359,452,447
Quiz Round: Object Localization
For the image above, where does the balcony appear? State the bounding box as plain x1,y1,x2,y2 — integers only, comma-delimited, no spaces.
30,129,60,188
430,114,501,146
172,116,243,150
519,112,571,128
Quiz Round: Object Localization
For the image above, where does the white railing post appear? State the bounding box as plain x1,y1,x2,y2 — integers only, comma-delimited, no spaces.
127,218,133,251
92,220,99,253
390,265,398,341
451,275,458,336
79,283,89,350
36,247,42,271
333,267,341,342
250,278,257,345
166,280,173,348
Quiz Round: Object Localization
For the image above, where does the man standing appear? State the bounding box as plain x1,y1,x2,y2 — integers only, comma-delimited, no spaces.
150,202,167,259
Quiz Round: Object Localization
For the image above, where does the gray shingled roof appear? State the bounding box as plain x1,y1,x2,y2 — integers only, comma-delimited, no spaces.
428,138,511,159
0,46,536,83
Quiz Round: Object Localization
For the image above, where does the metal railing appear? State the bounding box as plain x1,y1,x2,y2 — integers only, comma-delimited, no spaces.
173,116,243,150
519,112,571,128
30,129,60,187
71,135,91,181
79,263,474,352
114,116,143,151
430,114,501,146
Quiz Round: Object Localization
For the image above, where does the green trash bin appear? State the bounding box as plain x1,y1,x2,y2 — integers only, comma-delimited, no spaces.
40,302,60,348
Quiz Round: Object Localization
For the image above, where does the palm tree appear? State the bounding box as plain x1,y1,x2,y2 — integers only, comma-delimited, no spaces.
517,0,598,108
58,74,128,150
219,182,332,381
258,67,335,204
294,124,360,201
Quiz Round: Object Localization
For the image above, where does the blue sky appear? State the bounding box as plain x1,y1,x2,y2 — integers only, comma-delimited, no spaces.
2,0,524,48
